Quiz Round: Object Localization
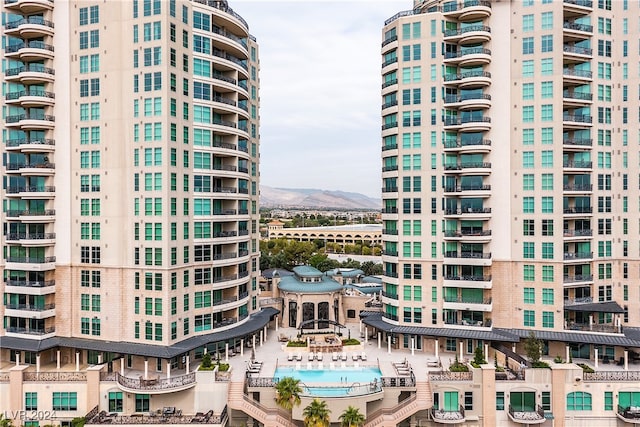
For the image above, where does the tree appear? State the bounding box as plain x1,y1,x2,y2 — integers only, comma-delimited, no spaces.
0,414,14,427
303,398,331,427
360,261,382,276
524,331,543,364
473,346,487,366
339,406,365,427
275,376,302,424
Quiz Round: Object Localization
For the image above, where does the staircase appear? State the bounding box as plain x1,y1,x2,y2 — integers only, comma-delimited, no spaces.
227,381,291,426
364,381,433,427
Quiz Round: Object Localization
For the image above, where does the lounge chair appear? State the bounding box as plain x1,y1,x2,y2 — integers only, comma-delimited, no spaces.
352,354,359,361
341,353,347,361
308,352,315,361
296,353,303,361
332,352,338,361
361,352,367,361
287,353,294,362
316,352,323,361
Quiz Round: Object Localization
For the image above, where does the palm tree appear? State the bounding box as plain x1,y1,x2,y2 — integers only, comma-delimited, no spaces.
303,398,331,427
339,406,365,427
275,376,302,424
0,414,14,427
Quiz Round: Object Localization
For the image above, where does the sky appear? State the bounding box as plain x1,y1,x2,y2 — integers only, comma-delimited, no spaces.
230,0,410,198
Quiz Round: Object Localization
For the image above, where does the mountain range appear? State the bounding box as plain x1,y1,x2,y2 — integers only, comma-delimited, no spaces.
260,186,381,209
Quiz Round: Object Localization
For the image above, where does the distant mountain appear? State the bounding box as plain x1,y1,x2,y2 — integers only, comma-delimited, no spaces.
261,186,381,209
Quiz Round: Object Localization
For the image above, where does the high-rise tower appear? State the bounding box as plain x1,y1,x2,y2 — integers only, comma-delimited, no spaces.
376,0,640,359
1,0,266,368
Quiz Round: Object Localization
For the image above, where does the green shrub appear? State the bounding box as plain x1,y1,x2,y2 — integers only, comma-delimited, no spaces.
531,361,550,368
201,353,212,369
341,338,360,346
449,356,469,372
554,355,564,364
577,363,594,373
217,362,230,372
287,340,307,347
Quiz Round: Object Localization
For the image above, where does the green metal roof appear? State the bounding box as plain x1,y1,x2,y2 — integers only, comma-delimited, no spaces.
292,265,323,277
277,275,343,293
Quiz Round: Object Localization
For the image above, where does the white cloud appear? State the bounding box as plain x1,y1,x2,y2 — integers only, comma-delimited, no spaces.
229,0,410,198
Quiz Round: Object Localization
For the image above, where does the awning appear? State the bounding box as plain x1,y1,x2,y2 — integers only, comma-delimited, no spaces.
564,301,625,313
0,307,279,358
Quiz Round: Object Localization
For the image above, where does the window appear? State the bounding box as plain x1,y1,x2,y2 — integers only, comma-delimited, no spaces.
522,83,534,100
523,197,534,213
604,391,613,411
522,106,534,122
108,392,123,412
542,311,554,328
496,392,505,410
567,392,592,411
523,219,534,236
25,392,37,411
524,287,535,304
523,242,534,258
541,35,553,52
523,265,535,281
522,60,534,77
542,242,553,259
542,288,554,304
522,37,534,54
135,394,150,412
53,392,78,410
522,14,534,32
524,310,535,327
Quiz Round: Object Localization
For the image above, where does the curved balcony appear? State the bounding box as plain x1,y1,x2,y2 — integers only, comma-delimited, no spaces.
5,326,55,337
4,0,54,13
443,162,492,175
444,47,491,67
443,0,491,20
508,405,545,425
382,186,398,194
443,229,492,242
210,26,248,58
5,303,55,319
444,185,491,199
444,70,491,89
6,89,55,107
4,279,55,296
443,116,491,132
444,93,491,110
443,251,492,266
563,137,592,151
5,16,55,38
562,90,592,107
443,138,491,153
382,78,398,92
563,0,593,17
115,372,196,394
444,25,491,44
563,20,592,41
563,113,592,129
5,64,55,84
6,162,55,176
6,209,55,222
5,41,55,60
563,252,593,262
5,113,55,130
5,185,55,199
381,35,398,53
563,67,592,85
5,137,55,153
431,406,466,424
617,405,640,424
444,207,491,219
381,100,398,111
5,232,56,246
563,44,592,63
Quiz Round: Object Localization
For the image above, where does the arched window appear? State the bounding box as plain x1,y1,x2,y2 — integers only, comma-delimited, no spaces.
567,392,592,411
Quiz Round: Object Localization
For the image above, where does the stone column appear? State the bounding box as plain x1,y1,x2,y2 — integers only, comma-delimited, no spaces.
144,359,149,379
121,358,125,375
378,332,381,349
15,352,20,367
240,340,244,357
594,348,599,368
36,354,40,373
275,316,279,332
186,355,190,374
56,350,61,370
75,351,80,372
225,343,229,362
459,341,464,361
566,345,570,363
435,339,439,358
411,337,415,356
625,350,629,371
387,338,391,355
166,361,171,379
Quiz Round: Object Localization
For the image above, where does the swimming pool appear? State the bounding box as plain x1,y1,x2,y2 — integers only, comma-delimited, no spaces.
273,366,383,397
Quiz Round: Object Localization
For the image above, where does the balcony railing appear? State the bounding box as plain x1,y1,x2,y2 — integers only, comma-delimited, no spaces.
566,322,620,333
444,93,491,103
563,0,593,7
381,207,398,214
563,160,592,168
24,372,85,382
563,274,593,283
6,209,56,217
5,64,55,77
444,275,491,282
382,312,398,321
444,185,491,192
444,25,491,37
5,41,55,53
6,89,55,100
382,228,398,235
5,326,55,335
444,162,491,170
5,138,55,148
443,296,492,304
5,113,55,123
444,138,491,148
563,114,592,123
563,207,592,214
381,34,398,47
382,291,398,300
563,184,592,191
444,117,491,126
6,256,56,263
508,405,545,423
563,21,593,32
562,229,592,236
445,47,491,59
563,137,592,146
6,186,55,194
444,251,491,259
445,207,492,215
563,91,592,100
444,230,491,237
585,371,640,382
6,233,55,241
563,297,593,306
563,252,592,260
6,303,55,311
429,371,473,381
563,45,592,55
444,70,491,82
115,372,196,391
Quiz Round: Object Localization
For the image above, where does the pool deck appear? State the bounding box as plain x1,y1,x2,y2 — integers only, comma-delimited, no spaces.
225,323,447,383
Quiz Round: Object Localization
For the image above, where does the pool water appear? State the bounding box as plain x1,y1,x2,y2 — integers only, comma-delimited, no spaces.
274,366,382,385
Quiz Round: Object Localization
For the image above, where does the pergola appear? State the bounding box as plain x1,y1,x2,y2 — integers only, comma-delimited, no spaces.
298,319,346,336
